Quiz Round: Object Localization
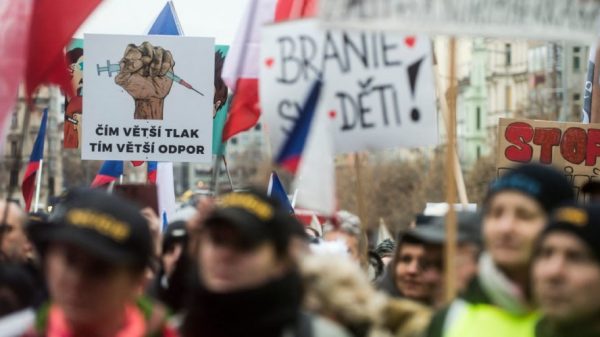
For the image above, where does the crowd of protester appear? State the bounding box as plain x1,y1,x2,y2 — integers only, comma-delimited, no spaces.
1,163,599,337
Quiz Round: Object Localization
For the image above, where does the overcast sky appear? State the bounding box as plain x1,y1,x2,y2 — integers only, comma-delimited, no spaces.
75,0,246,45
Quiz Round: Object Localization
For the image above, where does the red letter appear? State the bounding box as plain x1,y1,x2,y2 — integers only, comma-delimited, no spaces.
586,129,600,166
505,122,533,163
560,127,586,164
533,128,561,164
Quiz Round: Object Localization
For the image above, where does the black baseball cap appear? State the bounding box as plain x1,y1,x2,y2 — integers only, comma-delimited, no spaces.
162,220,188,253
541,203,600,262
27,188,153,270
203,189,303,254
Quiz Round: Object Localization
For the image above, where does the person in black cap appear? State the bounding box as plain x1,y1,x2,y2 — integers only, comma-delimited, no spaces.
182,189,351,337
22,188,177,337
377,215,455,307
147,220,192,313
427,164,574,337
533,204,600,337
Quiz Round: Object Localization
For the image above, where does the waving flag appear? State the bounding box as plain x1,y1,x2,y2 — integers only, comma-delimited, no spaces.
26,0,101,97
222,0,316,141
267,172,294,214
147,161,158,183
221,0,278,140
21,109,48,211
0,1,33,143
276,80,322,173
275,0,317,20
91,161,123,188
280,80,336,215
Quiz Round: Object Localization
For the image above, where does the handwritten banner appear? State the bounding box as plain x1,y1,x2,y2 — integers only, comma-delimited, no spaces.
260,19,437,155
497,118,600,198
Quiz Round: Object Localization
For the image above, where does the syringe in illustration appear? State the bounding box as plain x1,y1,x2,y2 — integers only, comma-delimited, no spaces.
96,60,204,96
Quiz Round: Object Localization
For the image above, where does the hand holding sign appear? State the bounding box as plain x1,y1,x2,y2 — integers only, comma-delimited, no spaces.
115,42,175,120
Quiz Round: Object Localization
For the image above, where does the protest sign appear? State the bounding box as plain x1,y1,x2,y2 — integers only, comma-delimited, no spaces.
319,0,600,43
497,118,600,198
82,34,214,162
260,19,437,154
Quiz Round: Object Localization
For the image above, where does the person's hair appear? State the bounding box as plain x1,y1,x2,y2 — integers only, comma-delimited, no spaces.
391,234,430,270
214,50,228,112
66,48,83,65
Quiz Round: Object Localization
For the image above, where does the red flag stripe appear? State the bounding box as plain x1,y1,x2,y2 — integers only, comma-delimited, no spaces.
21,162,40,211
26,0,101,97
222,78,260,141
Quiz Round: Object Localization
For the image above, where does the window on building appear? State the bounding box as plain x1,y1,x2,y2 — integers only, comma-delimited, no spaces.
476,146,481,159
10,108,18,129
574,55,581,71
505,43,512,66
574,47,581,53
505,86,512,111
574,93,581,102
10,141,17,157
476,106,481,130
255,123,262,131
231,138,238,145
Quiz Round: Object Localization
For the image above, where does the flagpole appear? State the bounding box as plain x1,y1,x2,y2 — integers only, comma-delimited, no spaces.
222,156,235,192
353,153,366,226
433,48,469,206
210,155,221,195
33,159,43,212
444,37,459,303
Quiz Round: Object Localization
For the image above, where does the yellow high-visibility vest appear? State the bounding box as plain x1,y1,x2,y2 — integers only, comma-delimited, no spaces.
445,300,539,337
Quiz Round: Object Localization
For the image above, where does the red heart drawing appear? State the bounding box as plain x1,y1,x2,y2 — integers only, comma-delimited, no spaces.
405,36,416,48
265,58,275,68
329,110,337,119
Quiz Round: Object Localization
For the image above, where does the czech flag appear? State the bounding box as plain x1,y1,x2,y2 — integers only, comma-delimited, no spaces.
275,80,322,173
21,109,48,211
147,161,158,184
278,80,336,215
91,161,123,188
267,171,294,214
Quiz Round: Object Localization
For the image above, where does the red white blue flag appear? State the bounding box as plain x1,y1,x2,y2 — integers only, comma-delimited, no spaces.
22,109,48,211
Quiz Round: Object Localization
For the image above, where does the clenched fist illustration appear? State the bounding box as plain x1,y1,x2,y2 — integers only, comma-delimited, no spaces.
115,42,174,120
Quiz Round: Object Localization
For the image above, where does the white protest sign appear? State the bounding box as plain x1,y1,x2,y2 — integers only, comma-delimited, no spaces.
260,19,437,155
319,0,600,43
83,34,214,162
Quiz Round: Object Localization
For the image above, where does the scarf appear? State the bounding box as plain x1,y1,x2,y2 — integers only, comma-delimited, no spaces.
182,271,303,337
477,253,531,316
